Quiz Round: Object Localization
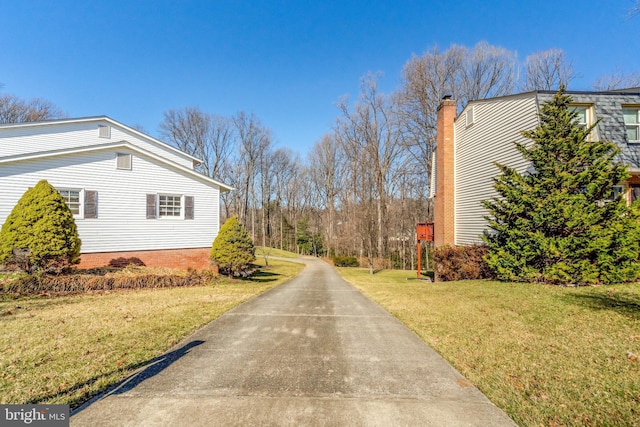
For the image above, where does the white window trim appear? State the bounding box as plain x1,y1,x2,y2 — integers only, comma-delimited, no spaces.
623,107,640,143
570,104,594,126
570,104,597,140
58,188,84,219
157,193,183,219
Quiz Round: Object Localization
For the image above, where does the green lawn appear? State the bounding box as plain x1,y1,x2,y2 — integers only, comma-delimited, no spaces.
0,258,303,408
338,268,640,427
255,246,300,259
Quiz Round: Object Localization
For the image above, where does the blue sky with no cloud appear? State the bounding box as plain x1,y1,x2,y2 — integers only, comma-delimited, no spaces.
1,0,638,155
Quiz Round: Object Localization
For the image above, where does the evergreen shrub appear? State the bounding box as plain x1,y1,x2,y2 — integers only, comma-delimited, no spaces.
210,216,256,277
0,180,81,273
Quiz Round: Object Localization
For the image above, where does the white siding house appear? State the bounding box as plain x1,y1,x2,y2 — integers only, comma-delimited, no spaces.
0,116,232,268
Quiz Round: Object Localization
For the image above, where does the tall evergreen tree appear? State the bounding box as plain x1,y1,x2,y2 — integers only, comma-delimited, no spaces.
483,87,640,285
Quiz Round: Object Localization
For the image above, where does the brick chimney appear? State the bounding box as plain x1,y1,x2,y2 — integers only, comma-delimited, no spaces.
433,96,456,247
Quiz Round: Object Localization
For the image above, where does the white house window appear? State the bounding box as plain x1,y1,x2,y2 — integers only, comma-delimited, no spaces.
570,105,590,128
58,189,81,215
570,105,597,140
612,185,625,199
631,184,640,204
158,194,182,217
623,108,639,143
146,194,194,219
116,153,132,170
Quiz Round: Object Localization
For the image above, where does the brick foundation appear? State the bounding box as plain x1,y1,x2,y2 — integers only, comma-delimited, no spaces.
78,248,215,271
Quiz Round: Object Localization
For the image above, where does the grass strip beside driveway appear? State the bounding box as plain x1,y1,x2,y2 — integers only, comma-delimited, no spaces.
0,258,303,408
338,268,640,427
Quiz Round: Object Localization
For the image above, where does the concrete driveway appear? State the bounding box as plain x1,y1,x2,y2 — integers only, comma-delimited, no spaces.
72,257,515,426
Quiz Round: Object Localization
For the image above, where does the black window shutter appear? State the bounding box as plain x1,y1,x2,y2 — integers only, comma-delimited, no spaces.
146,194,157,219
84,190,98,218
185,196,194,219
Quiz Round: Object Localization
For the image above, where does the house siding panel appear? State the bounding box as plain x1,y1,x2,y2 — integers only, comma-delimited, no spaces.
0,119,196,169
455,94,539,245
0,149,220,253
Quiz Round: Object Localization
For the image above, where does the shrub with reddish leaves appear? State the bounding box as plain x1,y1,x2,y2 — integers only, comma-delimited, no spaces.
433,244,495,281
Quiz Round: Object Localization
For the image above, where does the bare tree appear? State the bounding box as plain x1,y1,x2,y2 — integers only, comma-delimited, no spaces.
159,107,234,180
262,148,293,249
521,49,576,91
395,45,462,200
396,42,517,220
0,93,65,123
232,111,272,236
335,73,406,270
593,69,640,90
130,123,148,133
308,134,345,256
460,41,517,100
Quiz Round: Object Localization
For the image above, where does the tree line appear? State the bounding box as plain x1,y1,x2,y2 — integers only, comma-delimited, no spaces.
3,42,640,270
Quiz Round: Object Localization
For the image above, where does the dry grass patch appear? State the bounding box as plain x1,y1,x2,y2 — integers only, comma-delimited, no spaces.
338,268,640,427
255,246,300,259
0,258,303,408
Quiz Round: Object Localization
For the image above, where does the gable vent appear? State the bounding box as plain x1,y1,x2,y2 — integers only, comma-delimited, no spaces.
466,107,474,127
116,153,132,170
99,125,111,139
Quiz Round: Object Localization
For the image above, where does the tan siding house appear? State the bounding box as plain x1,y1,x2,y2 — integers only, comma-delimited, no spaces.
434,88,640,247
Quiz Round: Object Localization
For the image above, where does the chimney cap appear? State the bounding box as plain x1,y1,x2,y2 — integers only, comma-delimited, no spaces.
442,94,452,100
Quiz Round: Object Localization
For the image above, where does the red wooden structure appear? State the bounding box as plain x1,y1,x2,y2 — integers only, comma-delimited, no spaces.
416,222,434,279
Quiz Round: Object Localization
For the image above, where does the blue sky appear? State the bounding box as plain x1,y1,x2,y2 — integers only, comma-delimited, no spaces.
1,0,638,155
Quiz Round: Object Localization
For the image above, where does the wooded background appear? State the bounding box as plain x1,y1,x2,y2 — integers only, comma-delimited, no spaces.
3,43,639,270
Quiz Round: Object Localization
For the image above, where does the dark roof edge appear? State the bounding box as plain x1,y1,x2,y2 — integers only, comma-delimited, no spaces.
464,87,640,108
536,87,640,95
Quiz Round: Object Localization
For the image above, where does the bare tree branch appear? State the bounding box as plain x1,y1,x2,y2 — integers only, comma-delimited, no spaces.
592,68,640,90
0,93,65,123
159,107,234,180
521,49,576,91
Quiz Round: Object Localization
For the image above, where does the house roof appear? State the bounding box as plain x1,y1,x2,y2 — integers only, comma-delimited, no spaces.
0,116,233,192
0,115,203,166
461,87,640,110
456,89,640,170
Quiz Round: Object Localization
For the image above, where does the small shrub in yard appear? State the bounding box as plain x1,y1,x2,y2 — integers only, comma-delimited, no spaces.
333,256,359,267
210,216,256,277
0,180,81,273
433,244,495,281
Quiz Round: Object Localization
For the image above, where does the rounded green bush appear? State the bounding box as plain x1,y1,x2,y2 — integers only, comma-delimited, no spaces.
0,180,81,273
210,216,256,277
